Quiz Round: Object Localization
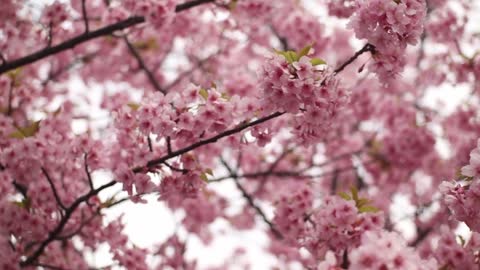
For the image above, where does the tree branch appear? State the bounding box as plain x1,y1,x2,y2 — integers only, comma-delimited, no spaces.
220,157,283,239
81,0,89,33
0,16,145,74
132,111,285,173
84,153,94,190
0,0,216,75
334,43,375,74
123,36,165,93
41,167,67,211
20,181,117,267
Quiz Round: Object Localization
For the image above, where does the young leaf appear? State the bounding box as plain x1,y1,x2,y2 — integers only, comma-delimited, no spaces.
205,168,214,176
200,172,209,182
358,205,379,213
297,44,312,58
287,51,298,63
127,102,141,111
199,88,209,100
310,58,327,66
338,192,352,201
350,186,359,201
10,121,41,139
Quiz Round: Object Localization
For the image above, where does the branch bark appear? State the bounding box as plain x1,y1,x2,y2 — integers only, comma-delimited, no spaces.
334,43,375,74
132,111,285,173
20,181,117,267
0,0,216,75
123,36,165,93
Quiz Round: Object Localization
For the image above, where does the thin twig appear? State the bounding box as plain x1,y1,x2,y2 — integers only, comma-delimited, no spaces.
123,36,165,93
20,181,116,266
163,52,218,91
0,0,214,75
147,136,153,152
162,161,189,174
55,208,101,240
334,43,375,74
84,153,94,190
81,0,89,33
6,80,14,116
166,136,173,154
0,16,145,75
220,157,283,239
41,167,67,210
132,112,285,173
175,0,214,12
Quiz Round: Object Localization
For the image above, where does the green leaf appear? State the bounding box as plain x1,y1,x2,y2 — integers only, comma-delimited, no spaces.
133,37,158,51
310,58,327,66
297,44,312,58
350,186,359,201
9,121,41,139
457,235,466,246
287,51,298,63
127,102,141,111
200,172,209,182
100,197,117,208
356,198,371,208
338,192,351,201
221,92,231,101
199,88,209,100
7,68,22,86
274,50,299,64
205,168,214,176
358,205,379,213
13,198,30,209
228,0,238,10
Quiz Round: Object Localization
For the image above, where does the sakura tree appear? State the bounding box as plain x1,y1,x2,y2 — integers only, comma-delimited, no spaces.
1,0,480,269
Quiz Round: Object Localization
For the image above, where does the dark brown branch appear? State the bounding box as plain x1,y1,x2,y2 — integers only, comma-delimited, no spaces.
0,16,145,74
334,43,375,74
132,111,285,173
6,80,13,116
55,209,101,240
123,36,165,93
220,157,283,239
12,181,28,198
269,25,289,51
162,161,189,174
147,136,153,152
0,0,215,75
20,181,116,267
81,0,89,33
84,153,94,190
166,136,173,154
41,167,67,210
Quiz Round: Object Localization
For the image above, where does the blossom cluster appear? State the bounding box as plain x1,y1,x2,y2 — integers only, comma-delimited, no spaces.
259,52,350,144
273,188,384,262
349,231,438,269
349,0,427,80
